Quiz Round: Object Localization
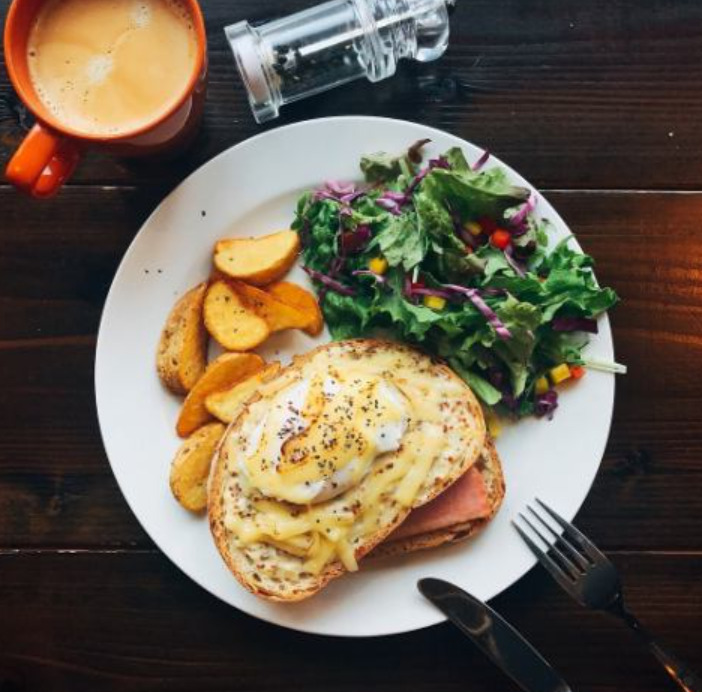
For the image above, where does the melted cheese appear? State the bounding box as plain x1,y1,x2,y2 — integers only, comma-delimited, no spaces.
223,346,480,576
239,371,408,505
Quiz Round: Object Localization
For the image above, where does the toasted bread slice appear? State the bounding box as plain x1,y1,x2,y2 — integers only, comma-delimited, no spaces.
156,282,208,394
209,339,486,602
371,437,505,558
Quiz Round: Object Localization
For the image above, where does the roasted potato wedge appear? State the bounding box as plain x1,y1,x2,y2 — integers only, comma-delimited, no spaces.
170,422,225,512
232,281,310,333
213,231,300,286
203,280,270,351
267,281,324,336
205,362,282,423
156,282,208,394
176,352,265,437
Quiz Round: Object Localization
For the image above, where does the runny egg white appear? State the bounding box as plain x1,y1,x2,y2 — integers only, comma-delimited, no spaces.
238,372,409,505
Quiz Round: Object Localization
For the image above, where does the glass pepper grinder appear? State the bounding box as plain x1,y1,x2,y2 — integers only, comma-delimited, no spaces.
225,0,455,123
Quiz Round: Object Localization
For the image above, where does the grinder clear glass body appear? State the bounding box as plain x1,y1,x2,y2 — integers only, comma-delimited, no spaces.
225,0,453,123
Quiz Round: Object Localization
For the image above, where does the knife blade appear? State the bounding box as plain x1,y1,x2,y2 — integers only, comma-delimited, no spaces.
418,578,573,692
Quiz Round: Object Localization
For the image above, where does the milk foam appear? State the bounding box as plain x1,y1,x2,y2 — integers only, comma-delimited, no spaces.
27,0,198,137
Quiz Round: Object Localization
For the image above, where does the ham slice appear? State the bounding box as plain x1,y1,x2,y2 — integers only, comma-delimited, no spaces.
387,466,490,542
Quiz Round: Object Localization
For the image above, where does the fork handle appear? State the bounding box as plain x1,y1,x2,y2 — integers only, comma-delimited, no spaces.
616,606,702,692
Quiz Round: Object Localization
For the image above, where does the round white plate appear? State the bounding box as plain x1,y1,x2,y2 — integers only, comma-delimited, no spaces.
95,116,615,637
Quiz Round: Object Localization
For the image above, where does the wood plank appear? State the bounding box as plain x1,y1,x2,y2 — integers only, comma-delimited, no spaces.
2,187,702,339
0,551,699,691
2,0,702,189
0,190,701,548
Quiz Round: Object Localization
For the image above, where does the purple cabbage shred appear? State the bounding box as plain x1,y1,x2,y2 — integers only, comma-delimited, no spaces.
509,192,537,229
472,150,490,171
340,225,371,255
535,389,559,419
442,284,512,340
504,245,526,277
303,266,355,296
375,197,402,215
351,269,387,285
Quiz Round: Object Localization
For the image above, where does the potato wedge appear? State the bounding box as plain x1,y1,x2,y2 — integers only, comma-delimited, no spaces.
232,281,310,333
213,231,300,286
267,281,324,336
176,352,265,437
170,422,225,512
156,282,208,394
203,280,270,351
205,362,282,423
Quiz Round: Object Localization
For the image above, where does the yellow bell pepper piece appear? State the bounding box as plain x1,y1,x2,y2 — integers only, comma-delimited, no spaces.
368,257,388,275
535,376,550,395
486,411,502,438
423,295,446,311
464,221,482,236
549,363,572,385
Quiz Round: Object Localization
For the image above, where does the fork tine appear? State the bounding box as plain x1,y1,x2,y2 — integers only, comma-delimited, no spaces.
535,498,607,563
527,505,590,571
517,513,580,578
512,520,577,594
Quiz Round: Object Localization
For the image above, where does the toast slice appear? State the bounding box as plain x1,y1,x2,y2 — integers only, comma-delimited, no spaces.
371,436,505,559
208,339,487,602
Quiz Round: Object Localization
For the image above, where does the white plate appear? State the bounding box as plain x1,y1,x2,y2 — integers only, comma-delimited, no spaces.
95,116,615,637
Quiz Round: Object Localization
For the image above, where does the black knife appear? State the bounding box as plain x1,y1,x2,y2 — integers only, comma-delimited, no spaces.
418,578,573,692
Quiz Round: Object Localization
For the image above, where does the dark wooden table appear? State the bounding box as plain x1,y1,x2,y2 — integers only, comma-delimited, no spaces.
2,0,702,690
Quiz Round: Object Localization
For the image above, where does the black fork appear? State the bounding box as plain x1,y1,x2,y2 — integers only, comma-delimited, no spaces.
513,499,702,692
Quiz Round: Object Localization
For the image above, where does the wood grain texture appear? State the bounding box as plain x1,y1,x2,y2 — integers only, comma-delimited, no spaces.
2,0,701,189
1,190,701,549
1,0,701,686
0,551,699,692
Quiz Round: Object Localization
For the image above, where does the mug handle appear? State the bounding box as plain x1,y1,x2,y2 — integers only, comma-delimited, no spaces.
5,123,82,197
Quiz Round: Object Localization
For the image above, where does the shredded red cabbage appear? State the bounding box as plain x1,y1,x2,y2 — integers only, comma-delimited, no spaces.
552,316,599,334
328,255,345,276
313,181,367,210
381,190,407,202
375,158,453,216
509,191,537,228
409,287,455,300
472,149,490,171
340,225,371,255
340,189,366,205
482,287,507,297
442,284,512,340
303,266,356,296
375,197,402,215
535,390,558,419
504,245,526,277
324,180,355,197
352,269,387,284
428,156,451,170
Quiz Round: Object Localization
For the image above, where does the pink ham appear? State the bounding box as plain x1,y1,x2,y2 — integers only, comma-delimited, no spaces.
388,466,490,541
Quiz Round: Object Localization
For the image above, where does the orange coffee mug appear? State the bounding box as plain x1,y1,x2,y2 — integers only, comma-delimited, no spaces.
3,0,207,197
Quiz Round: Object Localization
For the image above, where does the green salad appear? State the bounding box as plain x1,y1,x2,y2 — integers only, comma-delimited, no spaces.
293,141,620,419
